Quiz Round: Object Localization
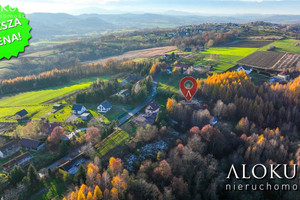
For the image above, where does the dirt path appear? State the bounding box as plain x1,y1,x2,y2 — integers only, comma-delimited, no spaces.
83,46,178,64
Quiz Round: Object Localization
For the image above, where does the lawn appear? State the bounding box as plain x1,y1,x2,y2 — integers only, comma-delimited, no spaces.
259,39,300,54
105,109,125,121
95,129,129,158
46,106,72,122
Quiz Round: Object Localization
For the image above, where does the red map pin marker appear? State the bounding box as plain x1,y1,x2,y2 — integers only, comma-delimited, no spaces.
180,76,197,101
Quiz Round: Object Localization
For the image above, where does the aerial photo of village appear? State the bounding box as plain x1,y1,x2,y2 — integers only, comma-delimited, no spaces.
0,0,300,199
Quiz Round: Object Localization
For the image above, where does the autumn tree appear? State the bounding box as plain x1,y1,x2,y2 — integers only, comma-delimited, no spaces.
48,126,65,146
108,157,123,176
135,125,158,142
93,185,103,200
86,127,101,144
153,160,172,183
236,117,250,135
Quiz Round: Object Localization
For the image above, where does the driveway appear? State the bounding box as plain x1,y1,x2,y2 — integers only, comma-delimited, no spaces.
118,73,160,125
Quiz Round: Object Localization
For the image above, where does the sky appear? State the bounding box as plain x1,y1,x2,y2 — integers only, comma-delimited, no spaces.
1,0,300,15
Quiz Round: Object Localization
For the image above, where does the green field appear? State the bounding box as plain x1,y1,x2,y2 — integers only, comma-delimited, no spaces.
96,129,129,158
199,47,258,72
0,75,114,122
259,39,300,54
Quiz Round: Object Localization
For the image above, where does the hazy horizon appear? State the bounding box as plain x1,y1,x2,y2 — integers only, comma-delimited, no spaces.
2,0,300,15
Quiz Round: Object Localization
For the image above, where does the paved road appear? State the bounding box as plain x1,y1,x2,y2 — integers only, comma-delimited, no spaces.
118,73,160,125
38,74,160,177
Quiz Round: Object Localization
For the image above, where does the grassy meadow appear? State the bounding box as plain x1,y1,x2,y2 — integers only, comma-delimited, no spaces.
259,39,300,54
199,47,258,72
0,75,114,122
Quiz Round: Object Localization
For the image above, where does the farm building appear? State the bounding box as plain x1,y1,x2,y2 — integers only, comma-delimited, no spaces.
145,102,160,115
2,152,33,173
19,138,45,151
97,100,112,113
236,65,252,74
53,104,63,110
80,113,91,121
15,109,28,119
72,104,87,115
0,141,20,158
59,153,86,174
277,72,290,80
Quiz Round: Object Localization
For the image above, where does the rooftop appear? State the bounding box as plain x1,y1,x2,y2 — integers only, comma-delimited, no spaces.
72,104,84,111
2,152,33,170
0,140,19,153
15,109,28,117
100,100,112,109
19,138,44,149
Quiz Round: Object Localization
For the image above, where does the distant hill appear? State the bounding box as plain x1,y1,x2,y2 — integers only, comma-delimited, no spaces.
26,13,300,40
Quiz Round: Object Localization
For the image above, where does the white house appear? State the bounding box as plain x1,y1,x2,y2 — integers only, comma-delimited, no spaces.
97,100,112,113
145,102,160,115
236,65,252,74
72,104,87,115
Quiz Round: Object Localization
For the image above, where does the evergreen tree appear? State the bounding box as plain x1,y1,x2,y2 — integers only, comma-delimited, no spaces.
74,164,86,185
27,164,39,186
9,165,25,186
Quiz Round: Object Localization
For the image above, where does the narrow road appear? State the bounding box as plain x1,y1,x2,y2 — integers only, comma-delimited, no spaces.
118,73,160,125
38,73,160,176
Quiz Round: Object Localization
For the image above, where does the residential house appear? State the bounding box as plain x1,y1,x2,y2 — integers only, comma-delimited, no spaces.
174,63,190,71
72,104,87,115
114,89,130,97
97,100,112,113
236,65,252,74
19,138,45,151
2,152,33,173
80,113,91,121
210,116,218,126
166,66,173,74
163,54,170,59
277,72,290,81
120,76,142,85
42,122,59,136
0,141,20,158
15,109,28,119
59,153,86,174
145,102,160,115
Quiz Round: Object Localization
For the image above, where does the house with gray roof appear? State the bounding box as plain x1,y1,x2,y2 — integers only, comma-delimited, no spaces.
97,100,112,113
